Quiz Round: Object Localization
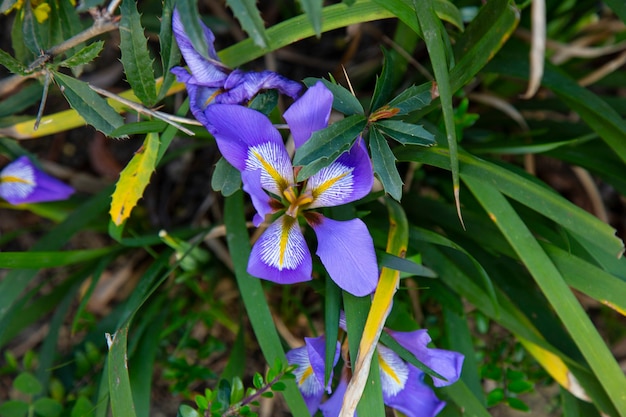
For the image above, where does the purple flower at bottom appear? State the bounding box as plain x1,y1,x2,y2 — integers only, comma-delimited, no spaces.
205,82,379,296
286,336,341,415
0,156,74,205
171,9,302,127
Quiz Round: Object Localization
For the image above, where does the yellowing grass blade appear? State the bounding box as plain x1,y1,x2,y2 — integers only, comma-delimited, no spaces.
340,198,408,416
109,132,159,225
519,337,589,401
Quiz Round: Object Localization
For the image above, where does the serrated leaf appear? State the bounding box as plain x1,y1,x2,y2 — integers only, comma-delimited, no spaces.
174,0,210,60
211,157,242,196
0,49,27,74
293,114,366,180
109,133,159,225
14,372,42,395
387,84,433,115
119,0,157,106
304,77,364,115
298,0,322,36
375,120,435,146
370,128,403,201
370,48,396,112
58,41,104,68
52,71,124,135
225,0,269,48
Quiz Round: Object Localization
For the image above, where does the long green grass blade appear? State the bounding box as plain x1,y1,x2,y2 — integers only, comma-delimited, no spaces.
108,324,138,417
0,247,116,268
463,177,626,416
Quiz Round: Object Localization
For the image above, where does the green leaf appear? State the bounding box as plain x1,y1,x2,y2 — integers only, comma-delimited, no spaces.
508,380,534,394
211,157,242,197
298,0,323,36
0,248,112,269
216,379,231,410
70,396,94,417
58,41,104,68
378,252,437,278
158,0,181,101
324,277,341,386
33,398,62,417
248,89,278,115
109,133,160,225
174,0,210,60
177,404,202,417
375,120,435,146
225,0,270,49
108,325,138,417
293,114,367,180
507,397,530,412
119,0,157,106
370,48,396,112
0,49,27,74
271,381,286,392
230,377,244,404
0,400,29,417
434,0,464,31
463,177,626,415
303,77,364,116
14,372,42,395
110,121,167,137
370,128,403,200
52,71,124,135
487,388,505,406
252,373,263,389
220,329,246,383
22,3,43,54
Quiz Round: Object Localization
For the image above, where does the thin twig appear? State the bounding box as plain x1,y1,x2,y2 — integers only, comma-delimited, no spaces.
89,85,199,135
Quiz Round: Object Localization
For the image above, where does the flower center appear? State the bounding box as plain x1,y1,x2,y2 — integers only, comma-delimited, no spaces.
283,185,313,218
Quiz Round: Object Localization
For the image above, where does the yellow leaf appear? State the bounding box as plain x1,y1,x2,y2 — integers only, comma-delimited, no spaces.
109,133,159,225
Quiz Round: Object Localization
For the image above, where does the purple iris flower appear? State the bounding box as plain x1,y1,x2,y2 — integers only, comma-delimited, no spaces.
320,316,464,416
286,336,341,415
171,9,303,127
0,156,74,205
205,82,379,296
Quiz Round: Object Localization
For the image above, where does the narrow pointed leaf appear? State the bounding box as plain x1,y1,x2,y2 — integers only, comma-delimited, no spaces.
375,120,435,146
293,114,366,180
119,0,157,106
299,0,323,36
109,133,159,226
386,84,432,115
0,49,27,74
370,127,403,201
108,325,138,417
58,41,104,68
52,71,124,135
370,48,396,112
225,0,270,48
303,77,364,115
175,0,210,60
158,0,180,101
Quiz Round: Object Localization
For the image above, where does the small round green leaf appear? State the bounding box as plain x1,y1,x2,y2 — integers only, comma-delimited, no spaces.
0,400,29,417
177,404,202,417
33,398,62,417
14,372,42,396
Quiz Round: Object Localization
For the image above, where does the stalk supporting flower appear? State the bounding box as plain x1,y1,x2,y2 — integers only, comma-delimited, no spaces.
286,336,341,415
171,9,302,127
0,156,74,204
206,82,379,296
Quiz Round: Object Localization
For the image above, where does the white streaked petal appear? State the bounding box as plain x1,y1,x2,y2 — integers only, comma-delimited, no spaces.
246,142,294,195
257,216,307,271
307,161,354,208
288,347,324,396
0,158,36,200
378,345,409,397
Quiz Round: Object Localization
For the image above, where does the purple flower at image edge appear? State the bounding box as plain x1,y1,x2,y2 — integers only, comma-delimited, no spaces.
171,9,303,127
204,82,379,297
0,156,74,205
286,336,341,415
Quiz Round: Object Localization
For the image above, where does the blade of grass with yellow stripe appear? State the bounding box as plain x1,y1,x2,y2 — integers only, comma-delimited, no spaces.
339,198,408,416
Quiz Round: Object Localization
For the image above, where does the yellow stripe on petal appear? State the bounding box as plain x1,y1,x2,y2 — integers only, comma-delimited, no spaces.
299,365,314,386
257,216,307,271
377,345,408,397
308,162,354,208
0,175,33,185
247,142,292,194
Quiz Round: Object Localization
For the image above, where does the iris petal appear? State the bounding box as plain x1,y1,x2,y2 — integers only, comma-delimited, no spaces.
248,215,312,284
309,216,378,296
241,170,274,227
218,70,303,104
378,345,409,397
383,366,447,417
307,138,373,208
283,81,333,149
319,376,348,417
204,104,286,173
246,141,294,195
171,67,219,128
0,157,74,205
387,329,464,387
172,9,227,86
